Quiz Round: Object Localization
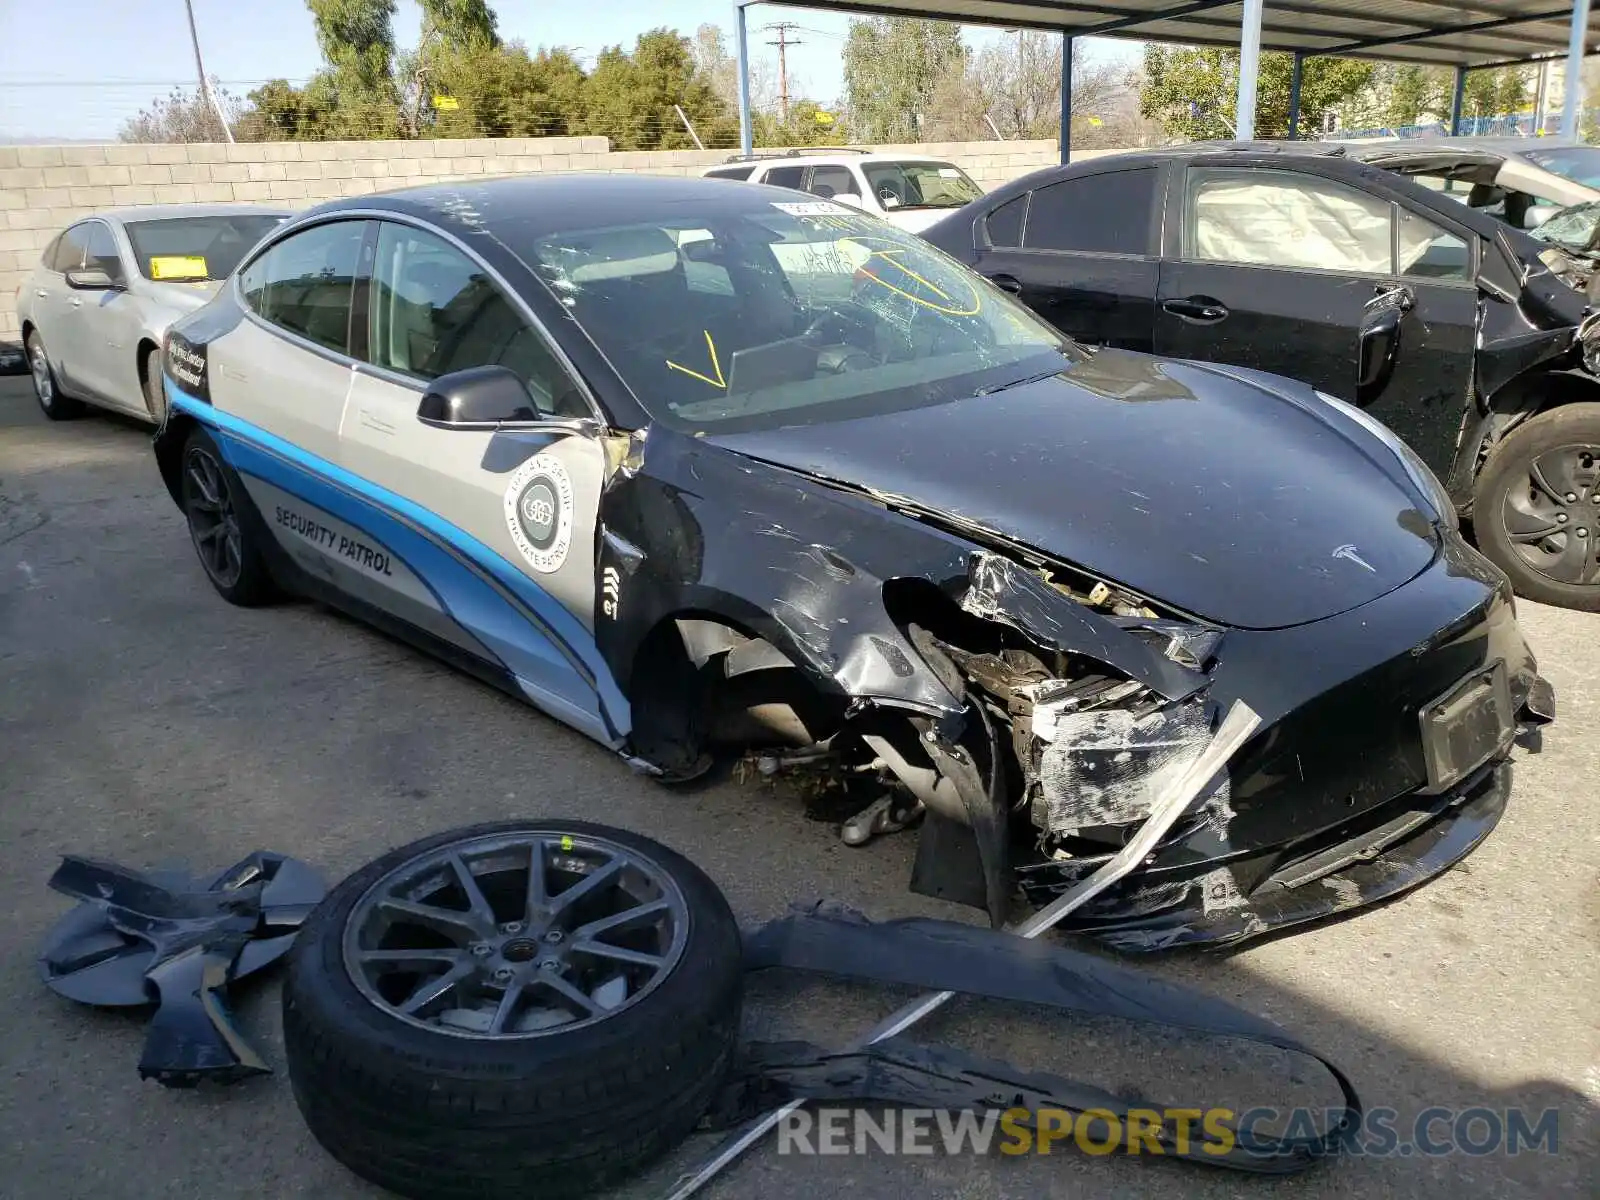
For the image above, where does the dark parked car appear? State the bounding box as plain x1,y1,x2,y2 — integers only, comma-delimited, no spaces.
923,142,1600,610
154,174,1550,954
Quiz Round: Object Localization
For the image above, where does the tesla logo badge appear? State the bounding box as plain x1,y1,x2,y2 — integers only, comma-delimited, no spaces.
601,567,622,618
1332,544,1376,572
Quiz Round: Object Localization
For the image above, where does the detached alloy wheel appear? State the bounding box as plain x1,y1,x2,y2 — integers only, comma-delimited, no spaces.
282,821,743,1200
26,330,84,420
1475,403,1600,611
179,426,276,606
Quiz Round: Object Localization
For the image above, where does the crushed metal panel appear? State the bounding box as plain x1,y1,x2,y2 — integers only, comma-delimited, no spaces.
960,551,1210,701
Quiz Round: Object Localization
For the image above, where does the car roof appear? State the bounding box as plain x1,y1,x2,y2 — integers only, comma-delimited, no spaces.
720,151,960,168
309,172,842,236
88,202,295,226
1351,136,1589,160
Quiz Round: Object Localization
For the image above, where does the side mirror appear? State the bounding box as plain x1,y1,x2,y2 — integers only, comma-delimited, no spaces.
1524,204,1561,231
65,267,117,290
1356,304,1405,406
831,192,865,210
417,365,539,429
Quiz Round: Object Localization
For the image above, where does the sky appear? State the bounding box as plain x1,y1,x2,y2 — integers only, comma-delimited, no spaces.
0,0,1140,141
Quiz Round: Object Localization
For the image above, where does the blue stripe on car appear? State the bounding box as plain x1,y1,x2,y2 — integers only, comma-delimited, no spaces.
166,384,630,744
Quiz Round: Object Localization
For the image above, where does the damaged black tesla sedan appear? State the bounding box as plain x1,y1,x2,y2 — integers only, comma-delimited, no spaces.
153,174,1553,952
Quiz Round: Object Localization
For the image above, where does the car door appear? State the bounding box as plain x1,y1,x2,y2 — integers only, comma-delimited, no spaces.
966,166,1163,350
34,223,92,387
192,218,369,596
1155,165,1477,474
339,218,619,740
72,219,143,412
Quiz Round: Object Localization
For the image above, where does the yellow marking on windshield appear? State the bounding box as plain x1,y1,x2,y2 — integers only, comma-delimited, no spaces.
665,330,728,389
841,236,981,316
149,255,208,280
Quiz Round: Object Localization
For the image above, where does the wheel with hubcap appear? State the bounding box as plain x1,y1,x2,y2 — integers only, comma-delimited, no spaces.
26,330,84,420
1474,402,1600,611
179,426,276,606
282,820,743,1200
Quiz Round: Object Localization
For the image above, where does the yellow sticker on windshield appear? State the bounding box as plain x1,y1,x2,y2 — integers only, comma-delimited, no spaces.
149,255,208,281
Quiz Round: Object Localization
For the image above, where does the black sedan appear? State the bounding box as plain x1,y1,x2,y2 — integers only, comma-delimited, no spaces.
923,141,1600,611
153,174,1551,951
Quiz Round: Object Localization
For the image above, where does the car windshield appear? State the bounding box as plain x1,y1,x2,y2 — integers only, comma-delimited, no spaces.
530,202,1071,434
861,161,983,211
124,214,288,282
1531,200,1600,252
1520,147,1600,189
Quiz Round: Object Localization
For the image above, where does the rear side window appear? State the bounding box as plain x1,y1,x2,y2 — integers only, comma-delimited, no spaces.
50,224,91,273
240,220,367,354
706,165,756,181
762,165,805,189
365,222,586,417
985,194,1027,247
1024,169,1157,254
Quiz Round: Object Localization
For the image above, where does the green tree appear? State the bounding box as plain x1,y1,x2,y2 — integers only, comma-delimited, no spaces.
578,28,729,150
1384,64,1446,127
306,0,398,95
1140,45,1372,140
419,0,498,50
426,44,587,139
842,16,966,143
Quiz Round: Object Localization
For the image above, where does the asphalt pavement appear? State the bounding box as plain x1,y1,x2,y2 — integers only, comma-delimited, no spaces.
0,374,1595,1200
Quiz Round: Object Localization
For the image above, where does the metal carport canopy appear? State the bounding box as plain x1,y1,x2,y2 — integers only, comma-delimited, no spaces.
731,0,1599,155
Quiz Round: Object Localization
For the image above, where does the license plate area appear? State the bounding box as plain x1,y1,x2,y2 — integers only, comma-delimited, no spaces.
1419,660,1514,794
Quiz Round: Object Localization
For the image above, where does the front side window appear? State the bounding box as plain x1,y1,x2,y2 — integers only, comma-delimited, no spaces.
367,222,586,418
1024,169,1157,254
126,215,287,282
1533,200,1600,253
1396,209,1471,280
1187,168,1394,274
83,222,124,283
861,161,982,211
531,203,1072,434
806,164,858,200
50,224,91,273
240,220,367,354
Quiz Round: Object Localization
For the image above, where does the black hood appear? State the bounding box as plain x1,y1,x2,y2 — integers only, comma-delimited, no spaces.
707,351,1438,631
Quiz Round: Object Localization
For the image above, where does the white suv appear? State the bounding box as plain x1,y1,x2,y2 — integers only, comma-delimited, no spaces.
702,151,984,233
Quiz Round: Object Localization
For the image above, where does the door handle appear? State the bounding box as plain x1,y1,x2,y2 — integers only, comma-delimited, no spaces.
986,273,1023,296
35,289,46,298
68,297,83,308
1162,296,1229,323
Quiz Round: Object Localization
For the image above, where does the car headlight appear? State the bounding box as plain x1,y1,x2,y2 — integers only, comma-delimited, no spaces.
1316,391,1459,529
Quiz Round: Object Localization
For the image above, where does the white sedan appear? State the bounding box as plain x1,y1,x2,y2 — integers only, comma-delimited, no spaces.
18,203,290,423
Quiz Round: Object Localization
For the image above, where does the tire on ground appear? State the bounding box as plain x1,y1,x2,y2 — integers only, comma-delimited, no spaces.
1473,402,1600,612
281,820,744,1200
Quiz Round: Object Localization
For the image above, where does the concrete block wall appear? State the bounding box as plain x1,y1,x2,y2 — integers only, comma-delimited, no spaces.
0,136,1065,339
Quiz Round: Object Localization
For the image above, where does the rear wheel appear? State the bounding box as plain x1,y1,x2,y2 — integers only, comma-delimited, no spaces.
1474,403,1600,611
26,330,84,420
179,426,276,606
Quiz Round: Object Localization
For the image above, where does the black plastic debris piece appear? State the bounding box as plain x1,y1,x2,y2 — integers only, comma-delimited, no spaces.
38,851,325,1087
704,901,1361,1174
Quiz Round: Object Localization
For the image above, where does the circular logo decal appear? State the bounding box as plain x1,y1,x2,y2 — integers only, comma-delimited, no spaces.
503,452,573,573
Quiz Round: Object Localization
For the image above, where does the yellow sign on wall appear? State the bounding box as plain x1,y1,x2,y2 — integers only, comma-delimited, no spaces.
433,95,460,111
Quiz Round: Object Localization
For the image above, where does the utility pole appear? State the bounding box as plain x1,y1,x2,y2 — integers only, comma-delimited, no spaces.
183,0,233,142
764,22,802,122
